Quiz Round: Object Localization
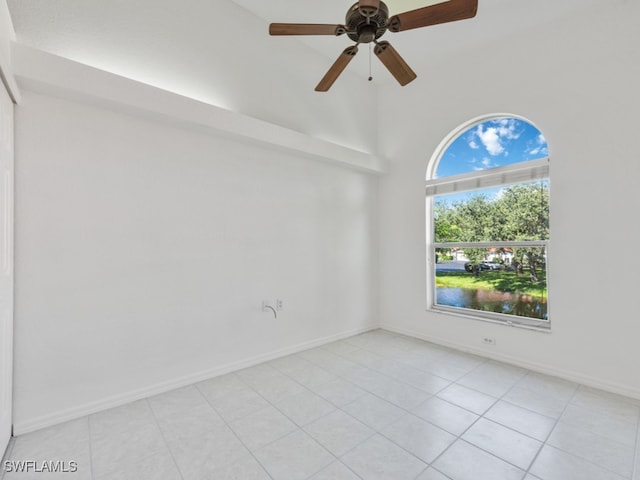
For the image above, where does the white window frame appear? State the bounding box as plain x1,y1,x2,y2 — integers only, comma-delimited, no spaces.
426,121,550,331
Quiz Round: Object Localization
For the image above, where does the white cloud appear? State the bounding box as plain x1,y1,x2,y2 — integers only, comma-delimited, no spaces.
471,157,498,170
475,125,504,155
493,187,507,200
526,133,549,157
469,140,480,149
482,157,498,168
495,118,521,140
472,118,523,157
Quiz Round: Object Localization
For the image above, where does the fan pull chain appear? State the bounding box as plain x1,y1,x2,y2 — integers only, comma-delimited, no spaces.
368,43,373,82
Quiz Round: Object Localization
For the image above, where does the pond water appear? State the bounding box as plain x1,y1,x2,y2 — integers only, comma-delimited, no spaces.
436,287,548,320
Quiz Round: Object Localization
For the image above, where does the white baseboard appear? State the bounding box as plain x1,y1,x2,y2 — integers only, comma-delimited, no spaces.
13,325,377,435
381,323,640,402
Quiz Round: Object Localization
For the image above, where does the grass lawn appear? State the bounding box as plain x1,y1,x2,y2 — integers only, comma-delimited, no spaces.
436,270,547,298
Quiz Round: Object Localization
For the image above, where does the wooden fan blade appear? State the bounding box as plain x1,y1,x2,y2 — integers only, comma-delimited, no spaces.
269,23,346,36
315,46,359,92
388,0,478,32
358,0,380,17
374,41,417,86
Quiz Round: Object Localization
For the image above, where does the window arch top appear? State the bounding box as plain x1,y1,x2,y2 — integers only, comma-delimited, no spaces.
426,114,550,329
433,116,548,180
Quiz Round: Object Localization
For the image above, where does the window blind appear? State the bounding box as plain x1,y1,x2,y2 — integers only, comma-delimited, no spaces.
426,157,549,197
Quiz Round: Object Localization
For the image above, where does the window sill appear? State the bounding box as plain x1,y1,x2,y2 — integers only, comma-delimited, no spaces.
428,305,551,333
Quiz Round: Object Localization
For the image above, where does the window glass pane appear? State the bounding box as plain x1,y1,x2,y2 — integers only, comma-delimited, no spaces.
434,180,549,243
434,117,548,179
428,115,550,327
434,246,548,320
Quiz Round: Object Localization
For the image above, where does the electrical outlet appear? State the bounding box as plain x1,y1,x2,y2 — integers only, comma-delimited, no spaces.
276,299,284,311
483,337,496,345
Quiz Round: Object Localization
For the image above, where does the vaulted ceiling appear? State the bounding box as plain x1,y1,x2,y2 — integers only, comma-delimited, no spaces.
232,0,604,84
6,0,608,153
8,0,605,85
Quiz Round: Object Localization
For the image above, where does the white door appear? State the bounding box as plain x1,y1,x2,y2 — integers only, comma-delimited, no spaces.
0,81,14,456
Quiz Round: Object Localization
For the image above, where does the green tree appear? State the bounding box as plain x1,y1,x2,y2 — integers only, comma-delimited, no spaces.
434,202,462,243
495,183,549,280
433,182,548,281
494,183,549,241
453,194,495,242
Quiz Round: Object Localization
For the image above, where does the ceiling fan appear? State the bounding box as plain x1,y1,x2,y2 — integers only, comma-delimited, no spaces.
269,0,478,91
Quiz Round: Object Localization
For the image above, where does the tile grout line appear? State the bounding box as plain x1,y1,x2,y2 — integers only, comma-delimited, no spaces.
309,335,562,477
530,384,638,479
112,337,640,480
88,405,173,480
323,334,525,478
0,437,15,480
232,364,345,465
470,368,632,478
265,353,427,478
516,384,639,479
518,377,581,478
86,416,95,480
632,409,640,480
424,352,635,478
417,359,605,477
10,329,639,480
271,335,463,477
232,351,406,479
196,367,366,479
418,361,529,477
315,336,459,390
195,380,278,480
145,398,186,480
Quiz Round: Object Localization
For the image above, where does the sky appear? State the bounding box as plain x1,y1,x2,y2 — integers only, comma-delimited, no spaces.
435,117,548,178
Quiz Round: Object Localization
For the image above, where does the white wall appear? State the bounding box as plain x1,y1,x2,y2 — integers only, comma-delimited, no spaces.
0,0,18,99
377,1,640,397
0,67,14,458
13,90,379,432
10,0,640,435
7,0,378,154
0,1,11,68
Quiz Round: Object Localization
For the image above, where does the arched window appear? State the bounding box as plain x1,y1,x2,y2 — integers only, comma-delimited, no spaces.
426,115,550,329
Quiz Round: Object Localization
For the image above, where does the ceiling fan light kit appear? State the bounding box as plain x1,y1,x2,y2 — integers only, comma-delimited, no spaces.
269,0,478,91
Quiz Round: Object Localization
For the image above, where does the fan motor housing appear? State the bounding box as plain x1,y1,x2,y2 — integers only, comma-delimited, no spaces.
346,1,389,43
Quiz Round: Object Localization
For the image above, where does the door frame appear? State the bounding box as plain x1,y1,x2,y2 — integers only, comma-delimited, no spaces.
0,75,15,458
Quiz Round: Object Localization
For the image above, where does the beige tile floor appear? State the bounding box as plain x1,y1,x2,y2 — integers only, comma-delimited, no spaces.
2,329,639,480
